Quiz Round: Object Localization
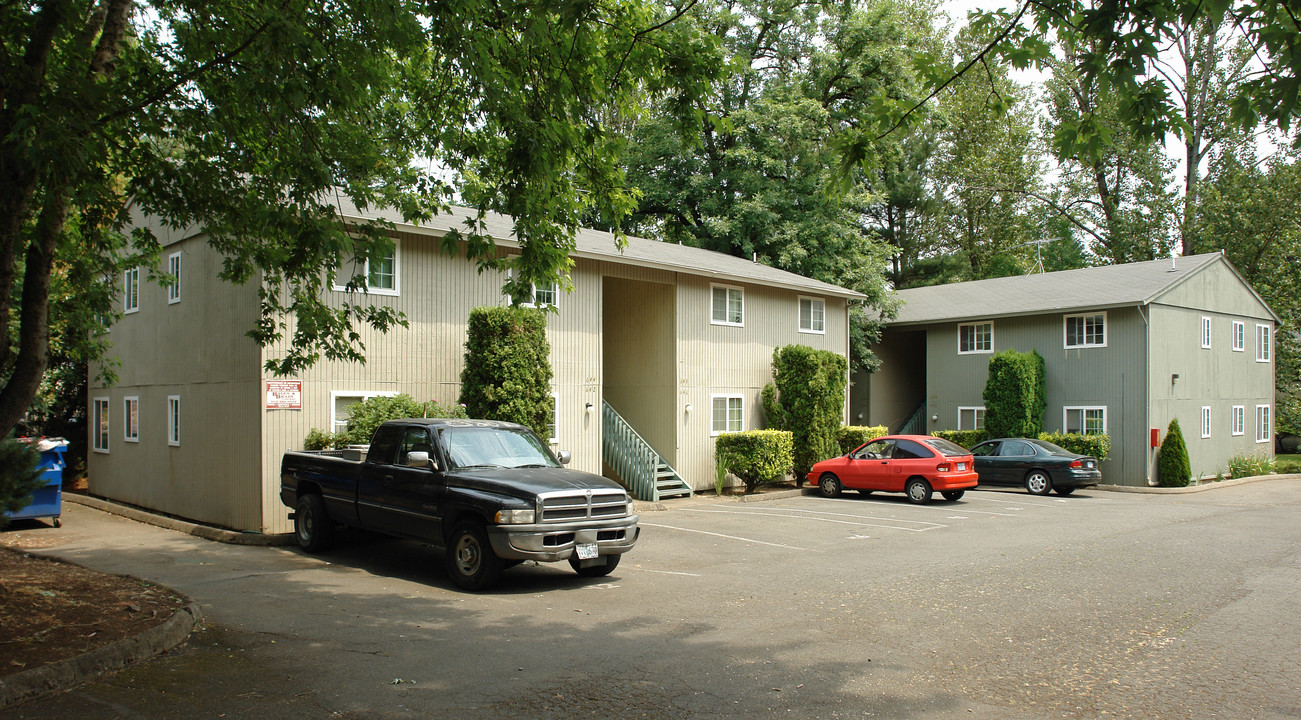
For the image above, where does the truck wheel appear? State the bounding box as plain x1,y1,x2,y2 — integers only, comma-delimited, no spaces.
295,493,334,553
569,553,621,578
446,521,503,591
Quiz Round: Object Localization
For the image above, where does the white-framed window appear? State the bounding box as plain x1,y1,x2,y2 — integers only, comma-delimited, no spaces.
958,406,986,431
525,281,559,309
1064,312,1106,348
92,397,110,453
798,297,825,334
1256,404,1271,443
123,396,139,442
330,391,398,434
710,394,744,435
548,392,559,444
167,395,181,446
123,267,140,313
332,241,399,296
958,322,994,354
1064,406,1106,435
167,251,181,304
1232,321,1245,352
1201,316,1212,349
1231,405,1245,436
710,284,744,326
1201,406,1212,438
1256,324,1271,362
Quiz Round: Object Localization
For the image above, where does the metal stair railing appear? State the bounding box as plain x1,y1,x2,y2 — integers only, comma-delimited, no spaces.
897,403,927,436
601,400,691,502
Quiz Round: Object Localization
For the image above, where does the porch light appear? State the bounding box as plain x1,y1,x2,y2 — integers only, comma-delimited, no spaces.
585,402,594,414
685,403,693,414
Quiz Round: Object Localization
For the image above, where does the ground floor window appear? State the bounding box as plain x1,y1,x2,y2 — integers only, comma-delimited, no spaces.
1064,406,1106,435
711,395,743,435
331,391,397,435
1257,405,1271,443
1232,405,1245,436
93,398,110,453
958,406,985,431
124,397,139,442
168,396,181,446
1201,406,1212,438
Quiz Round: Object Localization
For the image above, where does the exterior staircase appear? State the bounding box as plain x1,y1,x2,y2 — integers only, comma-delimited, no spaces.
898,403,927,435
601,400,693,502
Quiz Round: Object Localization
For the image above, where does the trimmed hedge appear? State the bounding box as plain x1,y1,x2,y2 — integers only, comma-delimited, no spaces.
1158,419,1191,487
932,429,989,449
716,430,794,493
983,349,1045,439
460,306,554,438
762,345,848,483
1039,432,1111,461
837,425,889,454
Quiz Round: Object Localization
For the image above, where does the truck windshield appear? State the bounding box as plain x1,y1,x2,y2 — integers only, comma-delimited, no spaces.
440,427,559,470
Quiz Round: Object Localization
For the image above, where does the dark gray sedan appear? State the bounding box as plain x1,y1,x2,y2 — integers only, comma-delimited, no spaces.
969,438,1102,496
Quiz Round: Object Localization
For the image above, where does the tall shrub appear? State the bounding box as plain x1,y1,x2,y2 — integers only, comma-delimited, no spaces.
983,349,1046,438
460,306,554,437
762,345,848,482
1158,419,1191,487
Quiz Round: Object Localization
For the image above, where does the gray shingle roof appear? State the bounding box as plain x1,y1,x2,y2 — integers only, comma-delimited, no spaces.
889,253,1230,325
340,202,865,300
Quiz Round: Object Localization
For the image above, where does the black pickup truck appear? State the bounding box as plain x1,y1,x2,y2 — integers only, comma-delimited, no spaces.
280,418,639,590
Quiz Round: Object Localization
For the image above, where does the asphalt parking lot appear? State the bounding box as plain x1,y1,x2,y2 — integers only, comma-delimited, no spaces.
10,480,1301,720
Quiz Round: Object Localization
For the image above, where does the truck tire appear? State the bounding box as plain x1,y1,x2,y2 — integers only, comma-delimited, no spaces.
569,552,621,578
295,493,334,553
446,520,504,591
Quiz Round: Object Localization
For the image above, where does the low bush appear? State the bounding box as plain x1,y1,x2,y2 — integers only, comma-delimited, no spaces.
932,429,988,449
304,395,468,449
715,430,794,493
0,439,45,528
1038,432,1111,461
837,425,889,454
1227,452,1275,479
1158,419,1191,487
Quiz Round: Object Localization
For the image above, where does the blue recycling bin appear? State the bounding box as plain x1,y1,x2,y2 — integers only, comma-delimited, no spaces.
4,440,66,527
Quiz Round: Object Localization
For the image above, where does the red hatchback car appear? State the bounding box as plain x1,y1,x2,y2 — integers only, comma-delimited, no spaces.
808,435,979,504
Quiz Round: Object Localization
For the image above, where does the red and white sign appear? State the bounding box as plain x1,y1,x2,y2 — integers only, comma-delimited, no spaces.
266,380,302,410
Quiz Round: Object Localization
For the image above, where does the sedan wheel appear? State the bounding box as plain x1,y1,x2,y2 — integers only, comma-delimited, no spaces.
1054,486,1076,496
1024,470,1053,496
941,490,965,501
905,478,932,504
818,473,842,498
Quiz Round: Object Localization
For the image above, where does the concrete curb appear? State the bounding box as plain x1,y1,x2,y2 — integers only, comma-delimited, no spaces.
65,494,295,546
1092,472,1300,494
0,601,203,710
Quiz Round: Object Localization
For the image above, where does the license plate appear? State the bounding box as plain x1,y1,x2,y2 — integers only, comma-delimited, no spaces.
956,462,967,471
1086,461,1095,469
576,543,598,560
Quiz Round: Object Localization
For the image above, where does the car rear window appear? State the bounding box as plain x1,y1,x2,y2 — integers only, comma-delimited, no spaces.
926,437,972,457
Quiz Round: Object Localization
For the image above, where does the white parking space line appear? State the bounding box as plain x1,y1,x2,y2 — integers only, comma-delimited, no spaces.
806,499,1026,518
639,522,808,550
631,568,703,577
969,493,1070,507
680,507,946,533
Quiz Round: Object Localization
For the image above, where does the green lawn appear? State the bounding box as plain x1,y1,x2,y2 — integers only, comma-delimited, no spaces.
1275,454,1301,474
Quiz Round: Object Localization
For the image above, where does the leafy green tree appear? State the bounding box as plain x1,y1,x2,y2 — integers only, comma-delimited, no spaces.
1158,419,1192,487
762,345,848,482
459,307,554,438
0,0,712,439
982,349,1045,438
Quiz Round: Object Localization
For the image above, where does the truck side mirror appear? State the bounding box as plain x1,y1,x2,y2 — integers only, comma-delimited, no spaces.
406,451,437,470
555,450,571,465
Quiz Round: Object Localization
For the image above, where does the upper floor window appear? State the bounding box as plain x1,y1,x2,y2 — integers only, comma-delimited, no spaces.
1064,406,1106,435
799,297,825,334
333,241,399,296
1256,324,1271,362
711,285,744,326
124,396,140,442
167,251,181,304
1201,316,1211,349
1232,321,1245,352
123,267,140,313
711,394,743,435
958,406,986,431
93,398,110,453
1064,312,1106,348
958,322,993,354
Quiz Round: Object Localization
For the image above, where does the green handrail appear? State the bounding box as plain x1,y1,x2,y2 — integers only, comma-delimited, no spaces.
602,400,660,501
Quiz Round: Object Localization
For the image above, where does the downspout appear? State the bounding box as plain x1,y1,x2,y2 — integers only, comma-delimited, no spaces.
1139,302,1152,485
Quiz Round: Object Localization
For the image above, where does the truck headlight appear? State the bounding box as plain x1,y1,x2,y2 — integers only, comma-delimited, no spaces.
626,499,636,515
494,509,536,524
